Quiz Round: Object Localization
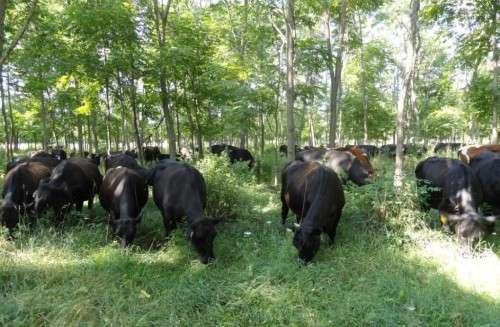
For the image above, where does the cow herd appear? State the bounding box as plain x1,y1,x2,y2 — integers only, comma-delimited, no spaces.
0,142,498,264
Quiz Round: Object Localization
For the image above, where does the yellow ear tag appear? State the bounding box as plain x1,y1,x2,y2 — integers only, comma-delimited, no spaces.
439,213,448,225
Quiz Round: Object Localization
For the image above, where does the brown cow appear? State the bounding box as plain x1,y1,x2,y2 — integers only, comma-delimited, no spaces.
458,145,500,165
347,147,375,177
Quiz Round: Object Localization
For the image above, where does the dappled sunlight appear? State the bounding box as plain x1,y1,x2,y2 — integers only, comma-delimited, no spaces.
410,232,500,301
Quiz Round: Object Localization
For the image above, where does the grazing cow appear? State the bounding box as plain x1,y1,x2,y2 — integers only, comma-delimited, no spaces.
281,161,345,262
210,144,254,168
124,149,138,159
34,159,101,221
5,155,59,174
380,144,397,157
51,148,67,161
433,142,464,153
99,167,149,246
104,153,150,180
415,157,493,244
151,160,220,264
279,144,302,156
228,148,255,168
296,149,372,185
143,146,161,164
347,147,375,177
469,152,500,232
1,162,52,233
458,144,500,164
356,145,379,158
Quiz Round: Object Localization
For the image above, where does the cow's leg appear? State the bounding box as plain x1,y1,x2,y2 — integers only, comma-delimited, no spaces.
281,193,289,225
162,208,177,240
326,208,343,246
75,201,84,212
87,192,94,209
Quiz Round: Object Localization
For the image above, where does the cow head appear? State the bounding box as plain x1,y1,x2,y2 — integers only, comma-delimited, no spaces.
292,225,321,263
439,210,497,245
189,218,221,264
348,158,371,186
111,213,142,247
33,180,71,216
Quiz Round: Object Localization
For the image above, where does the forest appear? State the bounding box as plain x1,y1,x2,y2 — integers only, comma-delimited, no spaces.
0,0,499,325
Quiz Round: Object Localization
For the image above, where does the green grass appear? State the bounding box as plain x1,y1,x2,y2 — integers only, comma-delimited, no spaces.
0,153,499,326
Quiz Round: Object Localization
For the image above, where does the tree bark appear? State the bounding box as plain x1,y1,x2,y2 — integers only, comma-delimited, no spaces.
104,76,112,154
285,0,296,160
394,0,419,188
0,67,10,159
491,3,498,144
327,0,347,147
7,69,16,151
153,0,176,159
358,14,368,144
40,88,48,150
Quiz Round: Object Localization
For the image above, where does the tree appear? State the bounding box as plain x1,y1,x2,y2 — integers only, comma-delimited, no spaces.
285,0,296,160
395,0,419,188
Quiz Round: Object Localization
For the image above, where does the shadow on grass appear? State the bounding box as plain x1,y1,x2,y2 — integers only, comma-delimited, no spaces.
1,210,499,326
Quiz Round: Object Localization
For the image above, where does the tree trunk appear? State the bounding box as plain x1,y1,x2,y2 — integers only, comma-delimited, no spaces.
7,69,16,152
130,77,143,162
91,109,98,153
358,14,368,144
327,0,347,147
491,3,498,144
0,67,10,159
77,117,83,155
159,74,176,158
40,89,48,150
394,0,419,188
285,0,296,160
104,76,112,154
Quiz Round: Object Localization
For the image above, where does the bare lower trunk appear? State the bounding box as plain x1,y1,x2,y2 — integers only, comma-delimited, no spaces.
40,89,48,150
77,117,83,155
91,110,98,153
285,0,296,160
159,73,176,158
104,77,112,154
0,67,10,159
492,5,498,144
131,79,143,162
395,0,419,188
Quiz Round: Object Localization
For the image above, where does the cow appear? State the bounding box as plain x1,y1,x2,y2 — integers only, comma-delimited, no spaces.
469,152,500,232
99,167,149,246
124,149,138,159
458,144,500,165
151,160,220,264
51,148,67,161
296,149,372,186
347,147,375,177
1,162,52,234
5,154,60,174
356,145,379,158
380,144,397,157
104,153,150,180
415,157,494,244
33,159,101,222
143,146,161,164
281,160,345,262
433,142,464,153
279,144,302,156
210,144,254,168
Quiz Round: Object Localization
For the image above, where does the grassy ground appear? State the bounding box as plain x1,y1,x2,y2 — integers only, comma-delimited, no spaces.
0,153,499,326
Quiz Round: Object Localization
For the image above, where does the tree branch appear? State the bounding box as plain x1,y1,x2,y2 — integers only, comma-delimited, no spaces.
0,0,38,67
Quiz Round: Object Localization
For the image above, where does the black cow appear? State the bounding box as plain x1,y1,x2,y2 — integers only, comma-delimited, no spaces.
210,144,236,156
433,142,464,153
51,149,67,161
34,159,101,222
470,152,500,231
281,161,345,262
228,148,255,168
124,149,138,159
151,160,220,264
415,157,493,244
380,144,397,157
279,144,302,156
99,167,149,246
356,145,379,158
415,157,457,210
6,155,60,173
1,162,52,233
144,146,161,163
296,149,371,186
104,153,150,180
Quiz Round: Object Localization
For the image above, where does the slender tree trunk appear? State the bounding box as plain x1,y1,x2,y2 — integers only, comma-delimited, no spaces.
7,69,15,152
285,0,296,160
491,4,498,144
327,0,347,147
130,78,143,162
77,117,83,155
104,77,112,154
91,109,98,153
0,67,10,159
40,88,48,150
259,110,265,157
358,14,368,144
395,0,419,188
